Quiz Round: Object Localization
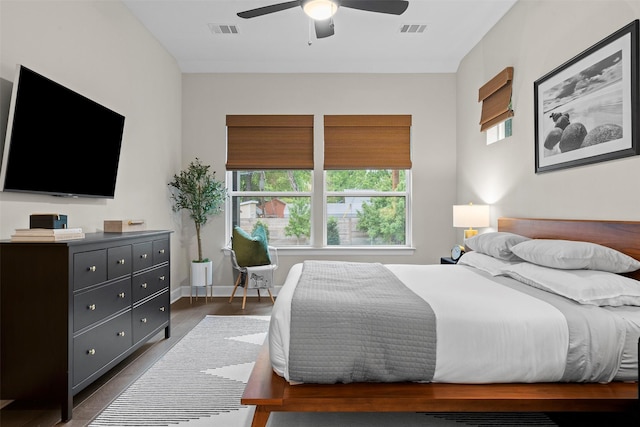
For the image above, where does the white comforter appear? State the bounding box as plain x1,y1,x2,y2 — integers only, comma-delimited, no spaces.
270,263,615,384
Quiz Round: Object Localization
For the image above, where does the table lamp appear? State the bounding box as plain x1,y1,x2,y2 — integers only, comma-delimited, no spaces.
453,203,490,239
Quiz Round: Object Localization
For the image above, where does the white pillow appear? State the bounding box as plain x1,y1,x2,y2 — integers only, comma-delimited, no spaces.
464,232,530,261
503,262,640,307
510,239,640,274
457,251,521,276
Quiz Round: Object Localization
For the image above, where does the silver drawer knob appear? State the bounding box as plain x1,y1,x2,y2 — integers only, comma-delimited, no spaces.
141,283,148,289
117,331,126,337
158,249,165,254
87,349,96,355
88,265,96,272
118,292,126,298
159,307,165,312
117,259,126,265
141,318,147,323
159,276,165,281
88,304,96,310
141,253,148,259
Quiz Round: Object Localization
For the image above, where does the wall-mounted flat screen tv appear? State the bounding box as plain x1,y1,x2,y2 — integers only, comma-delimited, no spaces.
0,65,125,198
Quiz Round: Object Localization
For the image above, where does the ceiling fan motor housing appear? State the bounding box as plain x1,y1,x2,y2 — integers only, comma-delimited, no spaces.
302,0,339,21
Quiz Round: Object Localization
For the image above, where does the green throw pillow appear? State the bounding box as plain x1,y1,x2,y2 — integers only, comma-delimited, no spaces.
232,225,271,267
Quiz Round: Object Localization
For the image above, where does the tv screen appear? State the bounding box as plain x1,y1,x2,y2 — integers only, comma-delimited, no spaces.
0,65,125,198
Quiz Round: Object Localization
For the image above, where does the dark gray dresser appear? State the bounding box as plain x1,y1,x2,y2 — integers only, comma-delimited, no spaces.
0,230,172,421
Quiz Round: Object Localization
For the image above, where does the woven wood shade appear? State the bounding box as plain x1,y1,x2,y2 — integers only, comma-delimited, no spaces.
226,115,314,170
479,67,514,132
324,115,412,170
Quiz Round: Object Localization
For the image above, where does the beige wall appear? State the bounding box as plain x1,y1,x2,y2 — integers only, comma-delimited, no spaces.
182,73,457,287
456,0,640,224
0,1,184,293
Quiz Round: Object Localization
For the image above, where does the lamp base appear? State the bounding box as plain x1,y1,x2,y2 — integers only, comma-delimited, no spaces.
464,228,478,239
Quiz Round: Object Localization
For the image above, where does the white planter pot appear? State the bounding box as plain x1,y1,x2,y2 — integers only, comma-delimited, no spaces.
191,260,213,288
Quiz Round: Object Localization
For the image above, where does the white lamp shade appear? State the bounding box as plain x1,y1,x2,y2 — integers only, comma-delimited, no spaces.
303,0,338,20
452,204,490,228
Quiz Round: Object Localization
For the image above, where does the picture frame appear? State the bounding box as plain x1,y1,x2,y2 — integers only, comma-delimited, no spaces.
534,19,639,173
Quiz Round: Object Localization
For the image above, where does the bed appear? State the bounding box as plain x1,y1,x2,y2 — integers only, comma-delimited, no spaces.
242,218,640,427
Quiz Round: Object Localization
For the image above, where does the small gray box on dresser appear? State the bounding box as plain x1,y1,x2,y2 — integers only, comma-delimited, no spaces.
0,230,172,422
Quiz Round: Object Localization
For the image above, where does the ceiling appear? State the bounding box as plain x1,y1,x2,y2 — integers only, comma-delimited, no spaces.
122,0,518,73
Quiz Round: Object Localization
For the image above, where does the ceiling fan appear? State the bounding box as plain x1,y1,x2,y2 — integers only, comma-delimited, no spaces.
237,0,410,39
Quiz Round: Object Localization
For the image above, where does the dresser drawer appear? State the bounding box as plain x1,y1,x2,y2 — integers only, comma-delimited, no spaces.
132,290,169,344
74,250,107,290
74,278,132,332
73,310,132,387
153,239,169,265
108,245,132,279
132,265,169,303
132,242,153,272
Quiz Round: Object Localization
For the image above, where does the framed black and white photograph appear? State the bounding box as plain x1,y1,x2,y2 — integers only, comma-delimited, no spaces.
534,19,639,173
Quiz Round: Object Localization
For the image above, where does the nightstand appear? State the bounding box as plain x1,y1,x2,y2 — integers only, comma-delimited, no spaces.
440,257,457,265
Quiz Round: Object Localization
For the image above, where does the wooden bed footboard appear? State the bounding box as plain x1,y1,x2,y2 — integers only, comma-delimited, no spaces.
242,343,638,427
242,218,640,427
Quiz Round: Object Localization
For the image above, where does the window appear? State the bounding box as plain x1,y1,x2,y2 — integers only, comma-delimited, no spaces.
229,170,313,246
486,117,513,145
479,67,514,132
324,115,412,247
226,114,412,248
226,115,313,247
227,115,313,246
325,170,409,246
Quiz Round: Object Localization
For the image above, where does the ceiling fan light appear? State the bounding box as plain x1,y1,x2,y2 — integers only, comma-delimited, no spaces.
303,0,338,20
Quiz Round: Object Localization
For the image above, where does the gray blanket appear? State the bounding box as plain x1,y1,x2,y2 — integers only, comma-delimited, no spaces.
288,260,437,383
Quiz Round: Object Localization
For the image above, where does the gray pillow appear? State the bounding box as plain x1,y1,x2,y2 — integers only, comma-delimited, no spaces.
464,232,530,261
510,239,640,274
503,262,640,306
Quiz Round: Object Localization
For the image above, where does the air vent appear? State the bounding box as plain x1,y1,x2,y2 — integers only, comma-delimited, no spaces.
400,24,427,34
208,24,239,35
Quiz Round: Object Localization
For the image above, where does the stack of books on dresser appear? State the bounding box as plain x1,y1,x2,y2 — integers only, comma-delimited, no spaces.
11,227,85,242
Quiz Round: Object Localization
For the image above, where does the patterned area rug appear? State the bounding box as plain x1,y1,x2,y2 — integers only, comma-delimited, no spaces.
90,316,269,426
89,315,559,427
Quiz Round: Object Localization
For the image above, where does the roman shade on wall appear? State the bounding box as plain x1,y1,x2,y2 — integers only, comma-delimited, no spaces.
324,115,412,169
478,67,514,132
226,115,314,170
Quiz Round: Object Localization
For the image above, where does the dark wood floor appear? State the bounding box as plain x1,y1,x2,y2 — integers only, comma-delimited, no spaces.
0,296,275,427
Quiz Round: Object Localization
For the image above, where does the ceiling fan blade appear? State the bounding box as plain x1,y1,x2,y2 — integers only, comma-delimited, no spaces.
339,0,409,15
315,18,335,38
237,1,300,19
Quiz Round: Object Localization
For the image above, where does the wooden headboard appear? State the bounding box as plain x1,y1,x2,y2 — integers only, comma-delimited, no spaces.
498,218,640,281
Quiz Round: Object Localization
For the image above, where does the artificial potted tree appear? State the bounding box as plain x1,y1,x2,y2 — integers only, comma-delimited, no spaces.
168,158,227,298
